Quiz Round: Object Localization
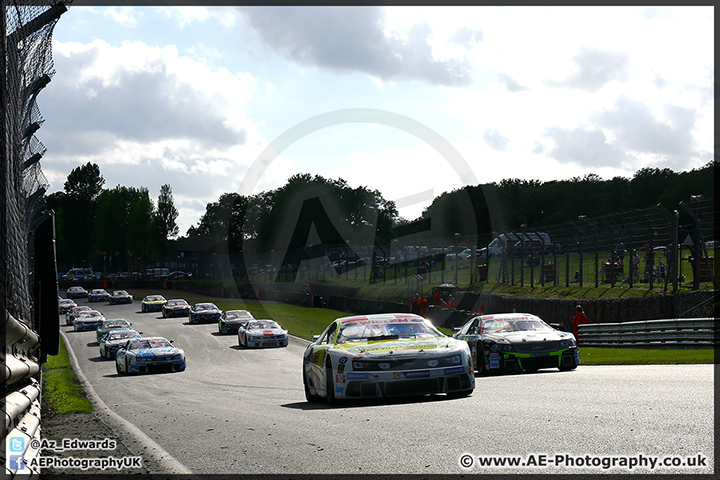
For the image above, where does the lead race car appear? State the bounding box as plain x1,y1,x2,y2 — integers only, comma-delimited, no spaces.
452,312,580,374
303,313,474,403
115,336,186,374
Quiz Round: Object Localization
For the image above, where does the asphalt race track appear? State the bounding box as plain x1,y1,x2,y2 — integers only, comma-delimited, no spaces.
60,299,715,475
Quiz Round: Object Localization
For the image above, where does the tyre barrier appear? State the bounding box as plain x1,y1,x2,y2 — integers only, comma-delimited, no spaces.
2,311,43,478
578,317,717,348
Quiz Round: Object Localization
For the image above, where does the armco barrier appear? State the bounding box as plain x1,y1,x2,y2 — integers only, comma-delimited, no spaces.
2,311,43,477
578,317,717,348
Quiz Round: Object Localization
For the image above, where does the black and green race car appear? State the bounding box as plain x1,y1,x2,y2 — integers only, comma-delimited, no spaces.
452,313,579,374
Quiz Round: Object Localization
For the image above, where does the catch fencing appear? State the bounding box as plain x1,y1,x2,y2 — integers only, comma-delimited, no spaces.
2,2,69,477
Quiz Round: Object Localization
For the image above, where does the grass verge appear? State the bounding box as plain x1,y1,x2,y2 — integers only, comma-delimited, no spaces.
580,347,716,365
42,335,93,414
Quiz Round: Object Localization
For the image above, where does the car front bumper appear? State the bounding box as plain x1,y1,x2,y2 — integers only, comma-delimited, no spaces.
333,365,474,399
488,347,580,371
127,359,186,374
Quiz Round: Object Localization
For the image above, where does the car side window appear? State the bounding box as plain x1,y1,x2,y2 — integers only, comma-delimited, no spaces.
319,323,337,345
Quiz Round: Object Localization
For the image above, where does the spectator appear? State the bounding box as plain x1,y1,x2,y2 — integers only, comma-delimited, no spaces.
418,296,429,317
572,305,589,341
631,250,640,280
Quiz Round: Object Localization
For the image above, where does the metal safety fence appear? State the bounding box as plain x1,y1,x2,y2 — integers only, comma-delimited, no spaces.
2,1,69,476
578,317,717,348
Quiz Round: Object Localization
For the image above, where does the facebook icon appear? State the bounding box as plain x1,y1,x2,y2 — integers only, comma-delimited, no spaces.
9,455,26,471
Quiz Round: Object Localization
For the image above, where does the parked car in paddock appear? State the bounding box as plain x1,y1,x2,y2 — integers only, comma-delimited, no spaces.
162,298,191,318
88,288,111,302
66,286,88,299
141,294,167,313
65,305,92,326
303,313,474,404
108,290,133,305
189,302,223,324
73,310,106,332
218,309,254,334
238,319,288,348
96,319,134,343
99,328,141,359
452,312,580,374
115,336,186,375
58,298,77,314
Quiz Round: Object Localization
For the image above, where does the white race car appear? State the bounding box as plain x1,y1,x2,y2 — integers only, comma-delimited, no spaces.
73,310,106,332
238,320,288,348
115,337,186,375
303,313,474,403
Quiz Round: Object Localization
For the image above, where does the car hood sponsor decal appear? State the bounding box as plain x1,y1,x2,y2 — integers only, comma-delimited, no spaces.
485,331,568,343
336,339,460,354
135,347,180,357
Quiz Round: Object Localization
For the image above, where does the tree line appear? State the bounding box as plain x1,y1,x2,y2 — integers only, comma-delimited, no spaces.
46,161,714,273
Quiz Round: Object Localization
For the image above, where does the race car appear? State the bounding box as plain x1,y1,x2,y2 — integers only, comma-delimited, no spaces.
162,298,191,318
66,286,88,299
452,312,580,374
88,288,111,302
189,302,222,324
108,290,133,305
58,298,77,314
73,310,106,332
65,305,92,326
141,294,167,313
303,313,474,404
99,328,141,359
96,318,134,343
218,309,254,334
115,336,186,374
238,319,288,348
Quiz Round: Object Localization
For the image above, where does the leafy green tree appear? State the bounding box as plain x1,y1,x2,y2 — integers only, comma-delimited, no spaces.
156,184,179,240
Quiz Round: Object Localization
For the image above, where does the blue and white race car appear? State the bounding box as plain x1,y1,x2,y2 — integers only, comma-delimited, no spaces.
115,336,186,375
88,288,111,302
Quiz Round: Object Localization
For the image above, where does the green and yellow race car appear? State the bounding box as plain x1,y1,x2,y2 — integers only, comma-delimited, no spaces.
141,294,167,313
303,313,474,404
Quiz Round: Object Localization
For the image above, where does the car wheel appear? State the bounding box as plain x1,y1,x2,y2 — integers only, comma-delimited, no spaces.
116,361,124,375
559,364,577,372
446,388,474,399
325,357,336,405
303,364,322,403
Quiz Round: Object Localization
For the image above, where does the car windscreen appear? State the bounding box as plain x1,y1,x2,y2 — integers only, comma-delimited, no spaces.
247,321,280,330
195,304,217,311
104,321,128,329
147,296,164,301
108,331,137,341
167,300,186,306
483,318,553,334
130,339,172,350
338,320,442,343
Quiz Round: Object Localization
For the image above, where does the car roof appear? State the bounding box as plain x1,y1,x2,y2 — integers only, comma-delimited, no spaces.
337,313,425,324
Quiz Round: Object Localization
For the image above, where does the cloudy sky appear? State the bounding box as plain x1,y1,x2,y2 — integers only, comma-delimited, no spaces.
39,6,714,235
